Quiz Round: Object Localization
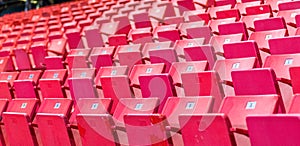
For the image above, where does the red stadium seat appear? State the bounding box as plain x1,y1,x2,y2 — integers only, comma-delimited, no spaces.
149,48,178,72
218,22,248,40
269,36,300,55
184,45,216,69
90,47,115,70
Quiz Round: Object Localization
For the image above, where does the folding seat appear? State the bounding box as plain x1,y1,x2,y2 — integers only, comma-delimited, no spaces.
84,25,104,48
245,4,272,16
112,15,132,35
0,72,19,100
247,114,300,146
178,21,205,37
14,70,42,99
142,41,172,60
184,45,217,69
169,61,208,96
218,22,249,40
215,0,236,7
34,98,74,146
290,66,300,94
139,74,176,112
208,18,235,34
163,16,185,27
77,97,159,145
149,2,176,22
193,0,214,7
223,41,262,67
39,69,68,99
129,27,152,45
185,26,213,44
232,68,285,112
216,9,241,21
181,71,224,112
240,13,270,31
0,56,14,72
48,38,67,56
269,36,300,55
30,41,48,69
177,0,196,15
69,98,112,125
214,57,256,96
278,0,300,11
100,75,133,112
173,38,205,60
95,66,128,88
89,47,115,70
65,28,85,50
44,56,65,69
132,12,152,28
2,98,39,146
124,96,213,146
13,45,32,70
183,10,210,24
208,5,231,16
209,33,243,57
235,1,261,15
149,48,178,73
254,17,287,32
68,77,98,103
66,48,91,69
248,29,286,52
153,24,179,43
108,34,128,47
276,9,300,27
179,94,279,146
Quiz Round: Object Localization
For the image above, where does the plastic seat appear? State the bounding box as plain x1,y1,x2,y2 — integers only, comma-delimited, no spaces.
185,26,212,44
216,9,241,21
95,66,128,87
276,9,300,27
173,38,205,60
278,0,300,11
129,27,153,45
66,48,91,69
142,41,172,60
65,28,84,49
223,41,262,67
209,17,236,34
76,98,159,146
108,34,128,47
2,98,39,146
254,17,287,32
117,45,144,72
184,45,217,69
125,96,214,146
149,48,178,72
209,33,243,57
90,47,115,70
218,22,248,40
0,72,18,100
269,36,300,55
183,10,210,24
232,68,285,112
84,25,104,48
139,74,176,112
13,46,32,70
247,114,300,146
245,4,272,16
39,69,68,99
288,94,300,113
132,12,152,28
35,98,74,146
178,21,205,37
129,63,165,87
240,13,270,31
13,70,42,99
181,71,224,112
290,66,300,94
100,75,133,113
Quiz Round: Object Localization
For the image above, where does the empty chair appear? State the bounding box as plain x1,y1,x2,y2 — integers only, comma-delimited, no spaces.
100,75,133,113
84,25,104,48
0,56,14,72
216,9,241,21
209,17,236,34
154,25,180,43
245,4,272,16
0,72,19,100
117,45,144,72
232,68,285,112
240,13,270,31
223,41,262,67
90,46,115,70
184,45,217,69
290,66,300,94
183,10,210,24
125,96,214,146
2,98,39,146
218,22,248,40
142,41,172,60
68,78,98,103
129,27,153,44
139,74,176,112
173,38,205,61
178,21,205,37
95,66,128,87
254,17,287,33
66,48,91,69
14,70,42,99
39,69,68,99
76,98,159,146
247,114,300,146
180,94,279,146
35,98,74,146
185,26,212,44
149,48,178,72
209,33,243,58
269,36,300,55
181,71,224,112
288,94,300,113
278,0,300,11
